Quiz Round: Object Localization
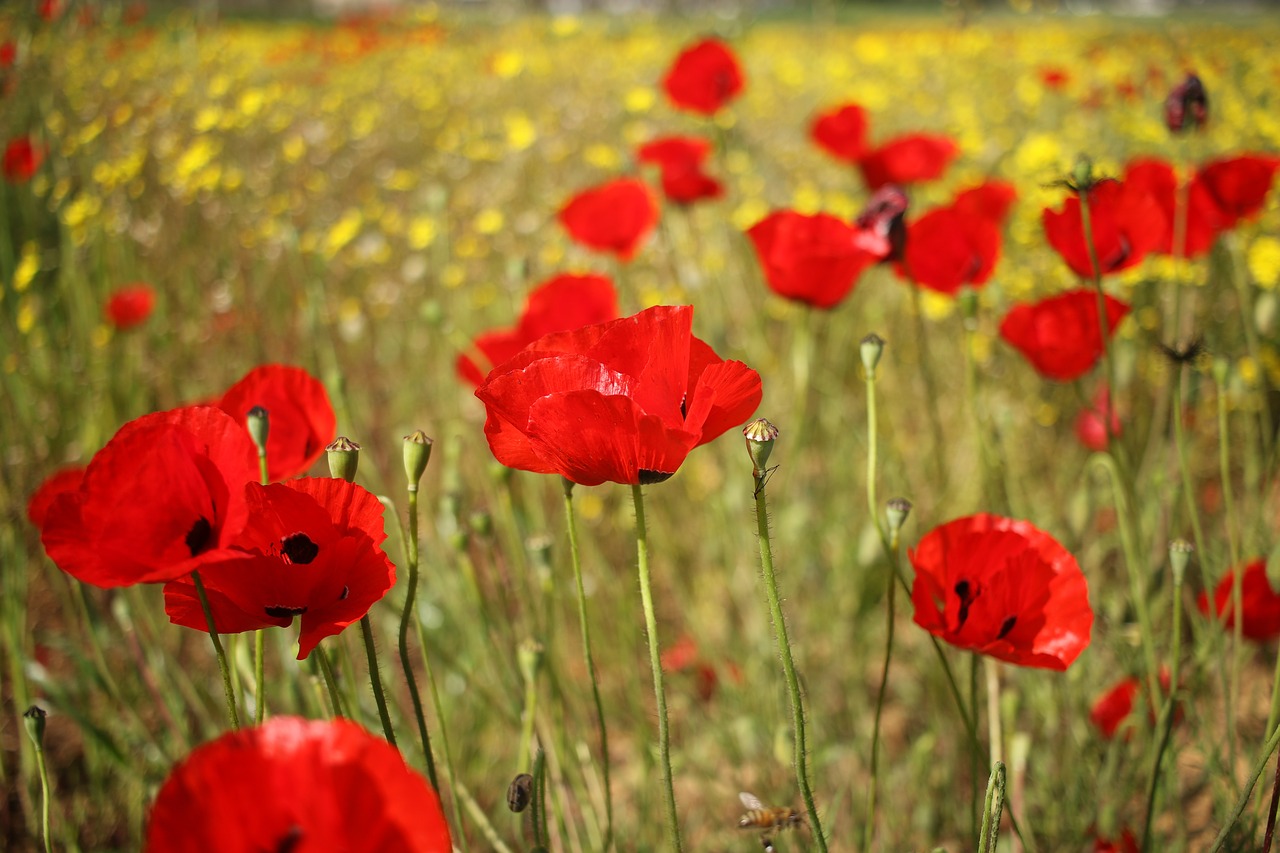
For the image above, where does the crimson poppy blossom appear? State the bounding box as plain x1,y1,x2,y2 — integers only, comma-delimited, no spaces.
26,466,86,530
1122,159,1222,258
636,136,723,205
558,178,660,261
3,137,43,182
1074,386,1122,451
457,273,618,387
1195,154,1280,229
953,180,1018,224
105,283,156,330
853,184,910,262
41,407,258,588
217,365,336,481
661,37,744,115
1094,829,1139,853
746,210,882,309
475,305,762,486
897,184,1007,296
145,716,451,852
1043,178,1167,277
810,103,870,162
999,290,1130,382
163,477,395,659
1089,668,1175,739
1198,559,1280,642
910,513,1093,671
857,134,959,190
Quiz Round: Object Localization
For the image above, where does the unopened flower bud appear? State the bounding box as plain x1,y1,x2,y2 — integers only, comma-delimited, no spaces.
743,418,779,476
1071,156,1096,194
245,406,270,457
1169,539,1193,586
886,497,913,536
403,430,434,491
861,333,886,376
23,705,46,750
1165,73,1207,134
326,436,361,483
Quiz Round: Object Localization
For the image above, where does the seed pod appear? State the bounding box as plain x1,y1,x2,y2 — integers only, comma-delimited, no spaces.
507,772,533,813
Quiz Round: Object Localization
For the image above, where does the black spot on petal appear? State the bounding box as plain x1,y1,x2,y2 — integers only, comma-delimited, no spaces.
276,826,303,853
340,586,349,601
639,469,675,485
997,616,1017,640
954,580,976,629
265,605,307,619
185,517,213,557
281,533,319,564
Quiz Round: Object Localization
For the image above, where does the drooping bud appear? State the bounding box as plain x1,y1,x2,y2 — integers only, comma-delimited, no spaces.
1165,73,1208,134
743,418,779,477
885,497,913,537
1169,539,1193,586
860,333,886,377
854,184,909,262
325,436,361,483
403,430,434,492
23,705,47,750
245,406,270,458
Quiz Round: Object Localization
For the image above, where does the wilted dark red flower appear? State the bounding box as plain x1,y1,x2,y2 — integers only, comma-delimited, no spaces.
1195,154,1280,229
810,103,870,163
999,289,1130,382
661,37,744,115
1042,178,1167,277
1164,72,1207,133
1122,159,1222,258
636,136,723,205
27,466,86,530
105,283,156,330
145,716,452,852
1198,559,1280,642
559,178,660,261
857,134,959,190
216,365,336,481
897,182,1014,296
746,211,881,309
456,273,618,387
475,305,762,486
910,513,1092,670
3,137,43,182
1074,386,1121,452
853,184,910,262
164,477,395,659
41,407,258,588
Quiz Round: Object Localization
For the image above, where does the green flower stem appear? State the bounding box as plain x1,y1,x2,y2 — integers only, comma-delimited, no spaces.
1218,370,1244,777
1140,565,1185,853
1225,232,1275,464
29,725,52,853
977,761,1007,853
907,278,948,488
1171,378,1209,575
1211,721,1280,852
360,614,397,746
630,483,683,853
418,613,470,853
191,569,239,730
315,644,346,718
517,644,540,774
985,659,1003,766
752,470,828,853
961,312,1010,514
254,450,268,725
1077,184,1118,438
399,488,440,788
864,525,898,853
563,481,614,850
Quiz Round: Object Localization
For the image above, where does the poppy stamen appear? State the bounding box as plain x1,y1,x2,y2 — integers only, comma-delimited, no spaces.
281,533,319,564
185,517,213,557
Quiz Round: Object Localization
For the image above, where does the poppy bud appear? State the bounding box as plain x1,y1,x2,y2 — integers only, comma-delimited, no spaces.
23,705,46,749
743,417,779,477
1071,156,1097,194
1169,539,1193,586
245,406,270,458
860,333,886,377
1165,73,1207,134
403,430,433,492
325,437,361,483
518,639,544,686
885,497,913,537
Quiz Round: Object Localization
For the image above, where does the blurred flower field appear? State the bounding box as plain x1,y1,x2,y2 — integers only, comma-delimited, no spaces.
5,2,1280,851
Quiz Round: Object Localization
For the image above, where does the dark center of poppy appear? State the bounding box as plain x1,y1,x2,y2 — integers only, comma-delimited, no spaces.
639,469,676,485
185,516,213,557
275,825,303,853
265,605,308,618
281,533,319,564
954,579,977,629
997,615,1017,640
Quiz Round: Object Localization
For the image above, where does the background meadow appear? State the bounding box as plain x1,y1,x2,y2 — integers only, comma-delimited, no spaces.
4,1,1280,851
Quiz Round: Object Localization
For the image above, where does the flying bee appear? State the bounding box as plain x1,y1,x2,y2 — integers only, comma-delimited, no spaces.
738,792,804,852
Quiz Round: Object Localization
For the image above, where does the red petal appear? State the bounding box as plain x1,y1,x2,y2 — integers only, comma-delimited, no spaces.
811,103,870,163
661,38,744,115
747,210,877,309
218,365,336,481
27,466,85,530
857,134,958,189
683,359,763,446
558,179,660,261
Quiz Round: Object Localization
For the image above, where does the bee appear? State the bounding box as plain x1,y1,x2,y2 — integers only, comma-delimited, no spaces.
737,792,804,852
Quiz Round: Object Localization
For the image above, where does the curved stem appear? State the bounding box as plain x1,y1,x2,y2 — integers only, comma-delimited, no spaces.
191,570,239,730
1141,569,1184,853
1211,721,1280,851
361,615,397,746
314,644,345,718
32,737,51,853
399,488,439,787
630,483,682,852
864,530,897,853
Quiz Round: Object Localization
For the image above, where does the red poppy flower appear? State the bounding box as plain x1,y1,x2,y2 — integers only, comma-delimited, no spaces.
810,103,870,163
1094,829,1139,853
1198,559,1280,642
636,136,723,205
1164,72,1207,133
105,283,156,330
3,137,43,183
910,513,1093,671
475,305,762,486
26,466,86,530
1039,67,1070,90
661,37,744,115
746,210,881,309
953,180,1018,224
39,0,62,21
163,477,395,659
1089,668,1175,740
1122,159,1222,258
999,290,1130,382
1042,178,1167,277
217,365,336,481
0,42,16,67
41,407,258,588
857,134,959,190
456,273,618,387
898,197,1002,296
144,716,452,852
1195,154,1280,229
1074,386,1121,452
558,178,659,261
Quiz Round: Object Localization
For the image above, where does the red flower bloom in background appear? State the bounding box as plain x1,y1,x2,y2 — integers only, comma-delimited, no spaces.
1164,72,1207,133
217,365,336,481
475,305,762,486
105,283,156,330
636,136,723,205
911,513,1093,670
662,37,744,115
0,42,16,67
145,716,452,852
810,103,870,162
3,137,43,182
1123,159,1222,258
559,178,659,261
1040,67,1070,90
1074,386,1121,452
953,180,1018,223
164,477,395,659
897,182,1015,296
1198,559,1280,642
26,466,86,530
39,0,62,21
1196,154,1280,228
857,134,959,190
746,211,882,309
999,289,1130,382
1043,178,1167,277
1094,829,1140,853
41,407,257,588
1089,668,1175,739
456,273,618,387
